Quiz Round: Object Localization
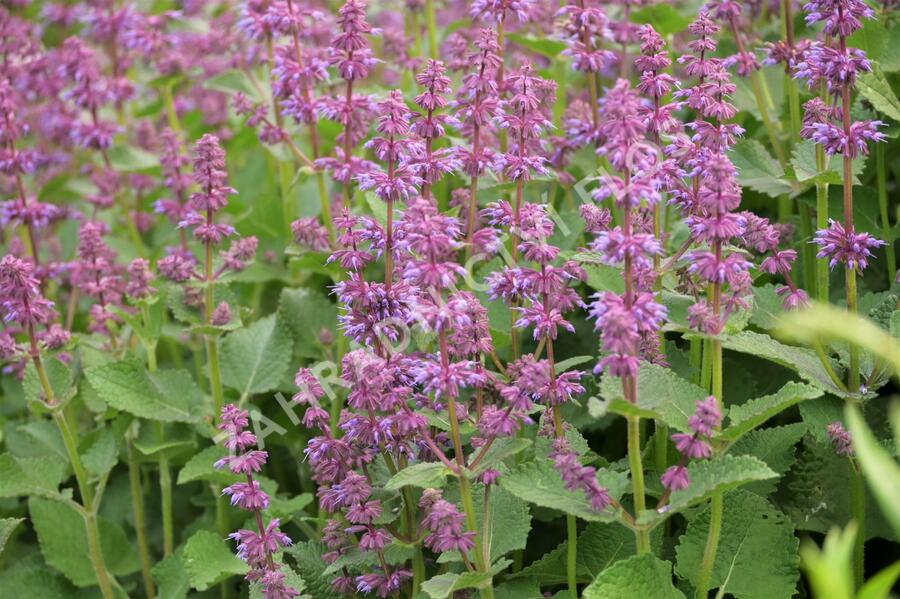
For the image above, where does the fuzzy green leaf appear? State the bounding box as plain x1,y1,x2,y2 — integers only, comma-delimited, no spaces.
0,554,95,599
29,497,140,587
0,453,66,499
731,139,792,197
599,362,707,432
85,359,205,422
781,436,897,541
152,550,190,599
675,491,799,599
721,382,822,442
105,145,160,171
82,429,119,478
277,287,337,359
23,356,74,405
438,486,531,564
0,517,24,557
500,459,622,522
630,5,690,35
468,437,532,475
286,542,344,599
220,314,293,397
583,554,685,599
183,530,249,591
515,522,638,585
727,423,808,496
421,558,512,599
177,445,240,486
384,461,453,491
721,331,850,397
858,64,900,121
667,455,777,514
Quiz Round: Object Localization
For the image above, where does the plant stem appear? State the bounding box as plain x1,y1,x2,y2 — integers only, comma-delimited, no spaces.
815,155,830,302
850,459,866,588
37,355,115,599
695,492,724,599
627,415,650,554
158,423,174,556
127,440,157,599
876,143,895,284
425,0,438,58
846,265,859,392
567,514,578,599
205,243,224,415
696,336,724,598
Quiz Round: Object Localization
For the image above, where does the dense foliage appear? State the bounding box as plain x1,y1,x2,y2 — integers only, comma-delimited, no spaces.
1,1,899,598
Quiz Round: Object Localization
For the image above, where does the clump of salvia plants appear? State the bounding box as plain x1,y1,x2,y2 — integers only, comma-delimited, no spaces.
2,1,900,598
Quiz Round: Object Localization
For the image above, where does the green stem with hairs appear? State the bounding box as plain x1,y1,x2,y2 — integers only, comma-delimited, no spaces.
425,0,438,58
627,415,650,554
36,353,115,599
695,338,724,599
846,265,859,392
876,143,895,283
815,156,830,302
567,514,578,599
127,440,156,599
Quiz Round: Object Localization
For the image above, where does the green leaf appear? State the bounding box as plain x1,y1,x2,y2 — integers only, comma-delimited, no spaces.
846,405,900,535
177,445,239,486
384,462,453,491
23,356,74,405
421,558,512,599
666,455,777,515
730,139,792,197
438,486,531,564
152,550,190,599
0,517,24,557
133,423,195,457
857,64,900,121
776,302,900,379
220,314,293,397
721,382,822,442
781,436,897,541
29,497,140,587
675,491,799,599
727,423,808,496
278,288,338,359
515,522,639,585
500,459,622,522
183,530,249,591
583,554,685,599
468,437,532,476
630,5,691,35
0,554,95,599
583,263,626,294
205,69,262,101
82,429,119,478
286,542,344,599
791,140,864,186
322,542,413,577
721,330,850,397
507,33,567,58
0,453,66,499
105,145,160,171
750,284,786,331
85,359,205,422
599,362,707,432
